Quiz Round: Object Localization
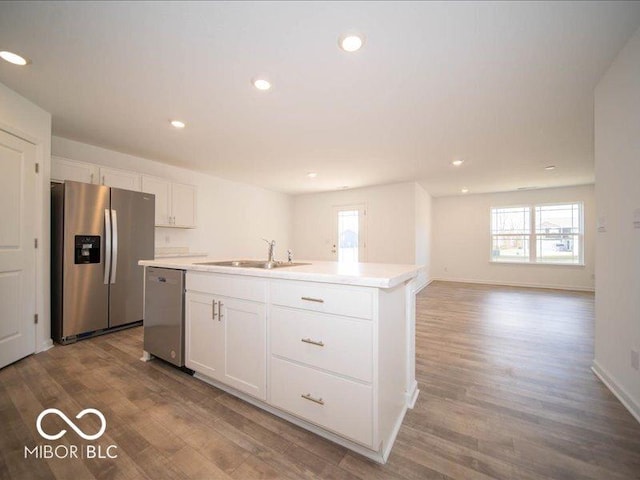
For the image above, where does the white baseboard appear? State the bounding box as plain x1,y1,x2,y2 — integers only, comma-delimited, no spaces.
414,278,433,294
381,403,408,463
406,380,420,408
430,277,595,292
591,360,640,424
37,338,54,353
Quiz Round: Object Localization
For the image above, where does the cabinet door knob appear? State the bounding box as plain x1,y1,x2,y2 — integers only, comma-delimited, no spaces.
301,393,324,405
301,338,324,347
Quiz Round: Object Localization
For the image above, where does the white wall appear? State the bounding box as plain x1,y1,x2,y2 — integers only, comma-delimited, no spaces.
593,26,640,421
292,182,419,265
52,137,293,259
0,81,52,352
431,185,596,291
414,183,432,287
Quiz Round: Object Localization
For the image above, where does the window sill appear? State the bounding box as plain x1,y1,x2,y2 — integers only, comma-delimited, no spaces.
490,260,585,267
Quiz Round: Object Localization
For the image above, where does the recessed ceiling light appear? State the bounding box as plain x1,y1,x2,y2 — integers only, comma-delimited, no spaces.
461,187,469,194
0,50,29,66
170,120,185,129
544,165,556,170
452,159,464,167
307,172,317,178
253,78,271,91
339,34,364,52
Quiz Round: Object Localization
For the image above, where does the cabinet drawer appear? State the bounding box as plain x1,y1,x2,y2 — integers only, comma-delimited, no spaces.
270,280,374,319
186,272,266,302
270,306,372,382
270,357,373,447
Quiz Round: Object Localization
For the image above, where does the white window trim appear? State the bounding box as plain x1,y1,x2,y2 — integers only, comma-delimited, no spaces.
489,202,585,266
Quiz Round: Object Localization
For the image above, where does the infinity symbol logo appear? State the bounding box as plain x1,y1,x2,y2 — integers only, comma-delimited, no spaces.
36,408,107,441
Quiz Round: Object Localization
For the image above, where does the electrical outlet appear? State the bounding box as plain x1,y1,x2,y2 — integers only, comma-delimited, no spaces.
631,350,640,371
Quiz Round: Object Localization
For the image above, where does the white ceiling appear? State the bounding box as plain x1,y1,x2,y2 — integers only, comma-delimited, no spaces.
1,2,639,196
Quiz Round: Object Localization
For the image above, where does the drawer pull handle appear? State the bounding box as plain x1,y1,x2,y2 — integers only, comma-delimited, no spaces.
219,301,224,320
301,338,324,347
301,393,324,405
212,299,217,320
301,296,324,303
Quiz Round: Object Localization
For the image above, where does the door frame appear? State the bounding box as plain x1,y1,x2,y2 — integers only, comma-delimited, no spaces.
0,117,52,355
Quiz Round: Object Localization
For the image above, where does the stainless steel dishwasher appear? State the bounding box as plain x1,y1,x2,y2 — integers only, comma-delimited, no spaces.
144,267,185,367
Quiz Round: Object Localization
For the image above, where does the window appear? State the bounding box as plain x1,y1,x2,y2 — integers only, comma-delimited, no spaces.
332,204,367,262
337,209,360,262
490,203,584,265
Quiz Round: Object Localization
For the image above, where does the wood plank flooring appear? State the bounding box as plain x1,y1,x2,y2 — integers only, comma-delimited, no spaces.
1,281,639,479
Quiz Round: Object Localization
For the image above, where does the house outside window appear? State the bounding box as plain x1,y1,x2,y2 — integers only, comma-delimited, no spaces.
491,202,584,265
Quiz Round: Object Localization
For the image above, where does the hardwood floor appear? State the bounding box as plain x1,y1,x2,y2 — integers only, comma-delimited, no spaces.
1,281,639,479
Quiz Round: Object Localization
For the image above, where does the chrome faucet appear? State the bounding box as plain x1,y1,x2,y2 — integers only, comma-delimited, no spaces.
262,239,276,263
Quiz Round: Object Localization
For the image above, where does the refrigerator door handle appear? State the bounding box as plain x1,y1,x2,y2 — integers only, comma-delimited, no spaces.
104,209,112,285
110,209,118,284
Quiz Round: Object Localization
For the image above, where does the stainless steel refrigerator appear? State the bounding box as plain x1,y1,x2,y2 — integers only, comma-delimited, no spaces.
51,181,155,344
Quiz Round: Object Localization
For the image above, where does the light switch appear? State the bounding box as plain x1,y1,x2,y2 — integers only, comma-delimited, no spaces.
597,216,607,233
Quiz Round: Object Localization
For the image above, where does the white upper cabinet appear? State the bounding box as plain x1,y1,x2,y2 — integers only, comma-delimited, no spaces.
141,175,171,226
141,175,197,228
52,156,196,228
99,166,141,191
51,156,99,184
171,182,197,228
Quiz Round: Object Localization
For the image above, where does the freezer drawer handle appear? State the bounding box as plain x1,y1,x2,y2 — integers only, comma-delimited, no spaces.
301,296,324,303
301,338,324,347
301,393,324,405
103,209,111,285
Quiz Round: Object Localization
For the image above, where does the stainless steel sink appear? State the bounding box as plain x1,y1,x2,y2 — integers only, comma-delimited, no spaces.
195,260,310,269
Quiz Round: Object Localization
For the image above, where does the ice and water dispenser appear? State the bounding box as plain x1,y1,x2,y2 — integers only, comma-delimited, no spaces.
74,235,101,264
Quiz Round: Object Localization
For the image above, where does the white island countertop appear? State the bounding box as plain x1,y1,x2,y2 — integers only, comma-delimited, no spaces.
139,257,422,289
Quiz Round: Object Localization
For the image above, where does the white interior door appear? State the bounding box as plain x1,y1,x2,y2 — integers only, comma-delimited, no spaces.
331,204,367,262
0,129,36,368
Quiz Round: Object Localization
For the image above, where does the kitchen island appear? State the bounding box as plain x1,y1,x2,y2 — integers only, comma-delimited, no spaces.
139,257,422,463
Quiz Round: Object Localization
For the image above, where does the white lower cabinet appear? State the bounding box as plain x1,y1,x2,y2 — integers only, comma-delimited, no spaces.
270,356,373,446
185,292,224,379
217,296,266,399
186,289,266,400
270,306,373,382
184,272,409,463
